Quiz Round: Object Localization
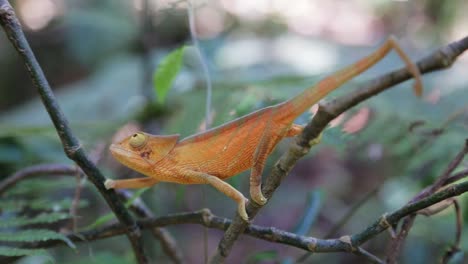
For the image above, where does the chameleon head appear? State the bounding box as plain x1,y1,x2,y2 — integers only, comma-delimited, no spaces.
109,132,179,176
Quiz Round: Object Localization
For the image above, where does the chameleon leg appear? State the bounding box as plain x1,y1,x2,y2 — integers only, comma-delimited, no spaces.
286,124,304,137
188,171,249,221
104,177,159,189
250,129,277,206
250,157,268,206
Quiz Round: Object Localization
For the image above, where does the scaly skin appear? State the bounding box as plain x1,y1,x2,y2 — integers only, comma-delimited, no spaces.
105,37,423,221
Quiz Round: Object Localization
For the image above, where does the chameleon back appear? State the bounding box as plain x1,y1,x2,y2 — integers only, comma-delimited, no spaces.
171,104,292,179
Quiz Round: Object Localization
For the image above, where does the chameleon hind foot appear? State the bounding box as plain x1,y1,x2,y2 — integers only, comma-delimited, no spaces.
250,192,268,205
251,187,267,205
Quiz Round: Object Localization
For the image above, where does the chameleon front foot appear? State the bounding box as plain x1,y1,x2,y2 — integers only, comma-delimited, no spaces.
238,199,249,221
104,179,115,189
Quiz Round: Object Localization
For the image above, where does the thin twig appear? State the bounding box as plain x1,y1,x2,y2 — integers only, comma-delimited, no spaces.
139,0,154,102
69,171,84,232
354,247,384,264
0,1,147,263
386,139,468,262
385,215,416,264
187,0,212,129
452,200,462,249
412,139,468,202
443,169,468,185
0,164,78,196
294,191,322,236
211,35,468,263
325,187,379,238
187,2,213,262
287,191,322,263
440,199,462,264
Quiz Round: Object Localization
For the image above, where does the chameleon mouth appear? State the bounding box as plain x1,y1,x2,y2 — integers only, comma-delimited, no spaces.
109,144,136,159
109,143,151,170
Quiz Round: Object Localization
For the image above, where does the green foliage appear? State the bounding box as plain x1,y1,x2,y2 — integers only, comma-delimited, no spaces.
0,212,69,228
0,247,53,262
0,229,75,249
5,178,78,195
64,6,137,67
0,198,88,212
246,250,278,263
69,252,133,264
0,177,87,261
82,188,148,231
153,46,186,104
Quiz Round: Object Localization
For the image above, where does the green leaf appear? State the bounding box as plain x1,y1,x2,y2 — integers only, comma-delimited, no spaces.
153,46,186,104
81,188,149,231
0,229,76,249
0,212,69,228
0,246,53,261
246,250,278,263
68,252,133,264
0,198,88,212
5,178,77,196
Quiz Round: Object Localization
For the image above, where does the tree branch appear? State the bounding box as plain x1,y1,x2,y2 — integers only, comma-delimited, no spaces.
211,35,468,263
18,177,468,259
0,1,147,263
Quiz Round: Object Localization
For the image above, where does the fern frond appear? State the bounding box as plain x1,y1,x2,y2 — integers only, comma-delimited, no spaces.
30,198,89,211
0,246,53,261
5,178,77,196
0,229,76,249
82,188,148,231
0,198,88,212
0,212,69,228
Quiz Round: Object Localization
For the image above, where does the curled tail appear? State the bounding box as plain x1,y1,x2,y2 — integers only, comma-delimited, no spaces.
282,36,423,118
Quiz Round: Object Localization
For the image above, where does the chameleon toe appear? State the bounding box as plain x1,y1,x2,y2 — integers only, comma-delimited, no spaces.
252,191,267,205
104,179,115,189
254,194,267,205
238,202,249,221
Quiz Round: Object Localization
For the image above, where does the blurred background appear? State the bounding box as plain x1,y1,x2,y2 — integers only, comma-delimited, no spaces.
0,0,467,263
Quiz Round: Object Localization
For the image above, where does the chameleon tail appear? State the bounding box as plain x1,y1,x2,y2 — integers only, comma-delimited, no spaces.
283,36,423,118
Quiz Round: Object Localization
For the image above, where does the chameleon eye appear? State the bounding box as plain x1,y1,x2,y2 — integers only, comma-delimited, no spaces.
129,133,147,149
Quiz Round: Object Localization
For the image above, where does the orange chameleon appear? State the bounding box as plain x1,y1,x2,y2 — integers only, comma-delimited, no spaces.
105,37,423,221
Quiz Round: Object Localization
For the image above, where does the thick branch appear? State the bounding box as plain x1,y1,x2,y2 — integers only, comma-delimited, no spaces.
0,1,147,263
211,35,468,262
